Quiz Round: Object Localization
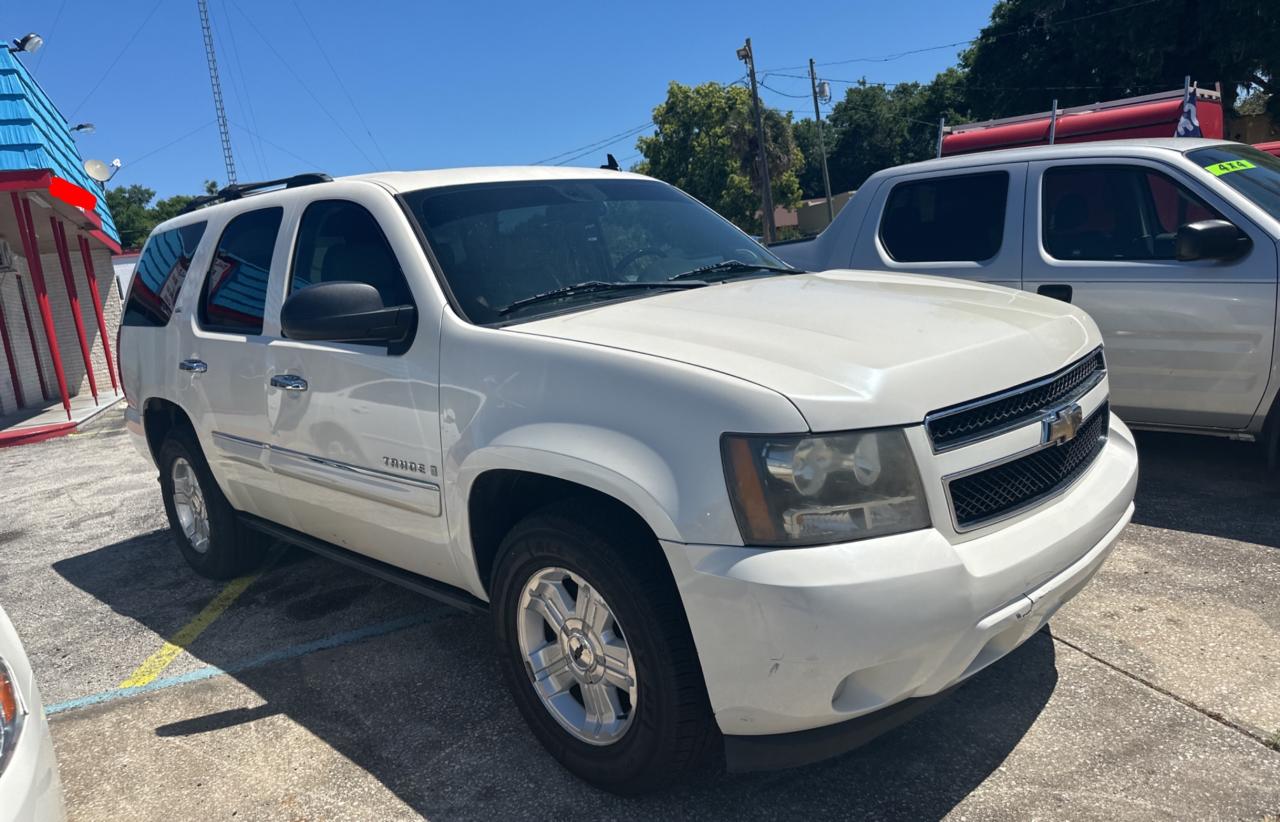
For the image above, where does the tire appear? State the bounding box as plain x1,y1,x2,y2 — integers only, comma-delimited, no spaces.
158,427,266,579
491,500,718,794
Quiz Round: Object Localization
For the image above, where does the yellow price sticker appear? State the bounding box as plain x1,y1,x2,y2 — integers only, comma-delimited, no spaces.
1204,159,1256,176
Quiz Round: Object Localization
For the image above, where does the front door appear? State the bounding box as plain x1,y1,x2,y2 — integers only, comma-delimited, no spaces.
1023,159,1277,430
262,186,461,588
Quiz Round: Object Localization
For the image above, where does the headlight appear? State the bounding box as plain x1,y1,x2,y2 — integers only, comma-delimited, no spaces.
722,428,930,546
0,656,24,774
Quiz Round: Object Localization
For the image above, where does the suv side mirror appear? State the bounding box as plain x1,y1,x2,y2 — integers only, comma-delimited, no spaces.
1175,219,1251,262
281,281,416,345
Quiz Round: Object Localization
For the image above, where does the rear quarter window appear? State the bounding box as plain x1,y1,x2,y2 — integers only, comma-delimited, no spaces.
879,171,1009,263
122,222,208,327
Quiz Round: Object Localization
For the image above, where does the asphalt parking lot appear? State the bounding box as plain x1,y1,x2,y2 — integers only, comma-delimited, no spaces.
1,407,1278,821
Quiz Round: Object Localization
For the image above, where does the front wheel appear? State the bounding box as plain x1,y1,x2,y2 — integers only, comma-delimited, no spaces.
490,503,717,794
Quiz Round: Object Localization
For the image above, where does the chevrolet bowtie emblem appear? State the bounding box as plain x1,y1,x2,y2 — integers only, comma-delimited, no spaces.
1043,402,1084,445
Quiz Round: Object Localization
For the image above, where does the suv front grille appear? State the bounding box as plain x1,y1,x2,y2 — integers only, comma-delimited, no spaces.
925,349,1106,452
947,403,1109,531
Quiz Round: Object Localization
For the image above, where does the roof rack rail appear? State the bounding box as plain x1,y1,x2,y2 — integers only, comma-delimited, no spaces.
180,172,333,214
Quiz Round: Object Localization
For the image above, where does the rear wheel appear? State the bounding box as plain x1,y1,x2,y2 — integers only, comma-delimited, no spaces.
158,429,266,579
490,502,717,794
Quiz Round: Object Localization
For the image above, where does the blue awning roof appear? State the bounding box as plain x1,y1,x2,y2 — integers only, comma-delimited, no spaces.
0,48,119,245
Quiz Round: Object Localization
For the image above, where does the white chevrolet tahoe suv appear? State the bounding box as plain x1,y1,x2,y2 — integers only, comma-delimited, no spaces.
119,166,1138,792
775,139,1280,460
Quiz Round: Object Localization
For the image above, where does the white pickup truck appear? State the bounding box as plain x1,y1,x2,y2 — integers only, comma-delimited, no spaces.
774,139,1280,461
120,166,1137,792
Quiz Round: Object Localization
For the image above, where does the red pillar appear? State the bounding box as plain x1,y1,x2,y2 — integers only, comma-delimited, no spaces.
0,294,24,409
77,233,118,394
15,277,51,401
50,217,98,405
11,192,71,420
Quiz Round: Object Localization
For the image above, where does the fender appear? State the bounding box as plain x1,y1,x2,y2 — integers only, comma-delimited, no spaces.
447,423,690,597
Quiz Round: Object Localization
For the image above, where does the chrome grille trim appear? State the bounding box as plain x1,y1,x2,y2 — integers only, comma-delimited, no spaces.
924,348,1106,453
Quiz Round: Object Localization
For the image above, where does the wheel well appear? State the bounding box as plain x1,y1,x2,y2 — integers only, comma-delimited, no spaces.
142,398,195,463
468,469,656,595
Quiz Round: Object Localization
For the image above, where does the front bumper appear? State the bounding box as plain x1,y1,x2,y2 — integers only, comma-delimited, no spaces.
661,419,1138,746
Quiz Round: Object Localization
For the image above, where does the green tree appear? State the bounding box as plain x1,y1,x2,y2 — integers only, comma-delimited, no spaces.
636,82,802,233
791,117,837,200
819,69,972,194
962,0,1280,119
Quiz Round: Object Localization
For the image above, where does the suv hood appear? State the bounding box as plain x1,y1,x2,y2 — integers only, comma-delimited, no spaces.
512,270,1100,432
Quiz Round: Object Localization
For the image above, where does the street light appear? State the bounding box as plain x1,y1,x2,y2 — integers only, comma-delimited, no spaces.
70,123,96,136
9,33,43,54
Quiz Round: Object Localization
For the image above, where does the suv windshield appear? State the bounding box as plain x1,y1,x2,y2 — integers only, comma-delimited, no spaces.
1186,144,1280,222
403,178,791,323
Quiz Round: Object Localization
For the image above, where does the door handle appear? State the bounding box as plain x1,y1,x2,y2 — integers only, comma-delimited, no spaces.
178,359,208,373
270,374,308,392
1037,284,1073,303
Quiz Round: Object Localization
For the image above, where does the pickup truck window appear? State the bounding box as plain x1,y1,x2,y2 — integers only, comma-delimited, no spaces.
1043,166,1223,261
879,171,1007,263
1187,145,1280,222
122,222,207,328
198,207,282,335
402,179,786,323
290,199,414,309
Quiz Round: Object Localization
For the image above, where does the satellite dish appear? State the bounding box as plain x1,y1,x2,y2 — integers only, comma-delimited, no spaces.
83,158,112,183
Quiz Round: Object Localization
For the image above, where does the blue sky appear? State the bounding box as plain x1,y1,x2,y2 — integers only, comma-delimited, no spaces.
7,0,993,198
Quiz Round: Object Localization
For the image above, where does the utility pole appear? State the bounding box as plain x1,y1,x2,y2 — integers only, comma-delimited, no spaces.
197,0,236,185
738,39,775,243
808,58,834,225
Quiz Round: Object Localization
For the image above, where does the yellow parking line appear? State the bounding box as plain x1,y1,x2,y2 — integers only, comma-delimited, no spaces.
118,570,264,689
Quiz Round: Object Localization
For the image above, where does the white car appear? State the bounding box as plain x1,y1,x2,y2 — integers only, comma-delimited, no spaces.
118,166,1137,792
0,605,65,822
775,139,1280,461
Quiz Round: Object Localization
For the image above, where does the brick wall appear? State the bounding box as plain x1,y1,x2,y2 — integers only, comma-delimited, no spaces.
0,229,122,413
0,271,48,413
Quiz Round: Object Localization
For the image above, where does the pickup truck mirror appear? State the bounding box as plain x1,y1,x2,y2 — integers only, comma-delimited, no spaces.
1175,219,1251,262
281,281,416,346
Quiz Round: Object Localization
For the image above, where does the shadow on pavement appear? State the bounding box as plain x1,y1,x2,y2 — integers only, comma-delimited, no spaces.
1130,431,1280,549
53,529,1059,820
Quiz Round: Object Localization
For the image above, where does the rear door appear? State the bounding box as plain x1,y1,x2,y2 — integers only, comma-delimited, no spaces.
174,205,298,526
1023,158,1277,430
262,184,460,587
850,163,1026,289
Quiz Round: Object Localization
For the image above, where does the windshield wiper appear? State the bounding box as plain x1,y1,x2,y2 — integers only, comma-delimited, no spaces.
667,260,802,282
497,280,708,317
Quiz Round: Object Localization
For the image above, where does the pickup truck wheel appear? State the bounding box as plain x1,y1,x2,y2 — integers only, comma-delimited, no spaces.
158,430,265,580
490,503,716,794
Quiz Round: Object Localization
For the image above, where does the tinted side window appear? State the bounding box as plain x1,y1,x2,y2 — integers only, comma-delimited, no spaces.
880,172,1008,263
122,222,207,327
1043,166,1224,261
199,207,283,334
289,200,413,307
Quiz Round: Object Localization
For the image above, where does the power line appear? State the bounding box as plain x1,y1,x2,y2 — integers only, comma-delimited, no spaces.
532,74,747,167
226,0,379,171
111,121,218,179
532,121,655,165
228,120,325,172
761,0,1165,72
218,0,271,179
288,0,393,170
32,0,66,74
68,0,166,118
